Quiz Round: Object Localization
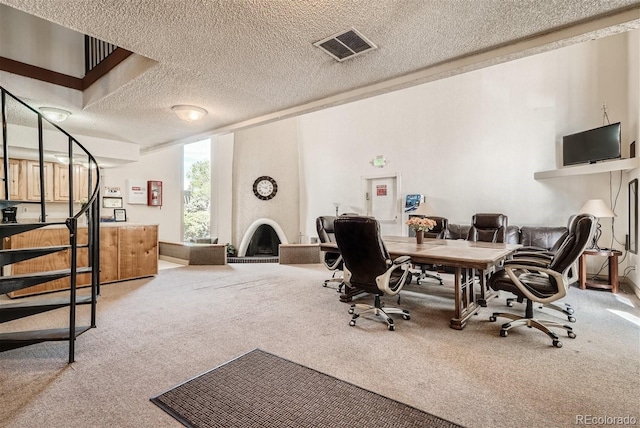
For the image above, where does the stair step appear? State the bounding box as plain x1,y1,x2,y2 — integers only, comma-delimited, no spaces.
0,245,89,267
0,326,92,352
0,222,67,239
0,295,94,323
0,267,93,295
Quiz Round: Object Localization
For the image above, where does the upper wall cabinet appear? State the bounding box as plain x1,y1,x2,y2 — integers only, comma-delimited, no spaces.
25,160,54,202
54,163,89,202
0,158,26,200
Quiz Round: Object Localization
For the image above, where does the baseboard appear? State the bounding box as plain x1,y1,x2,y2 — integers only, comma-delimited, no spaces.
624,278,640,299
159,255,189,265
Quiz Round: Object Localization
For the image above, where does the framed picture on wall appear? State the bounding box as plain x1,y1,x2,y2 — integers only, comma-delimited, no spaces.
103,197,123,208
630,179,638,254
114,209,127,222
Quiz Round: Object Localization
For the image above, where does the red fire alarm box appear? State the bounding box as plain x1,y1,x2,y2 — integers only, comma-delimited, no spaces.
147,181,162,206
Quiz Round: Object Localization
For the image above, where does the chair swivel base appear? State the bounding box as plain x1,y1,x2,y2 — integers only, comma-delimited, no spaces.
348,295,410,331
505,298,576,323
323,276,344,293
490,311,576,348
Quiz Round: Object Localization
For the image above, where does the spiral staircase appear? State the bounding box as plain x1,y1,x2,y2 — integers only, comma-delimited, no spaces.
0,86,100,363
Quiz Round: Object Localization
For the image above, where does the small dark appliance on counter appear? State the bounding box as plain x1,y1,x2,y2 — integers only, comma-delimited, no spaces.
2,207,18,223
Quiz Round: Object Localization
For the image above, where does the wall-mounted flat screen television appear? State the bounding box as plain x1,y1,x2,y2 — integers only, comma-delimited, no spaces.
562,122,621,166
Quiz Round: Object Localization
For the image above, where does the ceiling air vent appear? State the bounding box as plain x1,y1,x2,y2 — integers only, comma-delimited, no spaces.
314,28,377,62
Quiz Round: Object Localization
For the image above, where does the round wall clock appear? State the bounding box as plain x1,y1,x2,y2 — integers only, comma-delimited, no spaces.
252,176,278,200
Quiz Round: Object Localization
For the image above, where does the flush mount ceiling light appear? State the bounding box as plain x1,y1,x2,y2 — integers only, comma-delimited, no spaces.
39,107,71,122
171,105,207,122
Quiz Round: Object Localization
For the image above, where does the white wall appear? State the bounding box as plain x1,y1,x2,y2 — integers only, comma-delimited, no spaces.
627,29,640,295
298,33,632,242
232,119,300,247
102,145,182,242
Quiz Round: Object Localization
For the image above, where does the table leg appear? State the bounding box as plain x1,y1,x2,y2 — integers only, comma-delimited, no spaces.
450,267,481,330
476,268,497,307
578,254,587,289
609,254,619,293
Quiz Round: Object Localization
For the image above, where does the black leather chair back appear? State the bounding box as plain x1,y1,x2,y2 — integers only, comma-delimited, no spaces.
316,216,337,243
467,213,508,243
316,216,342,269
548,214,595,276
424,216,448,239
334,216,399,294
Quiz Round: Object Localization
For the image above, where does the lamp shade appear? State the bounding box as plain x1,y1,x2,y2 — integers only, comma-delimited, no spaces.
39,107,71,122
413,202,435,216
171,105,207,121
578,199,616,218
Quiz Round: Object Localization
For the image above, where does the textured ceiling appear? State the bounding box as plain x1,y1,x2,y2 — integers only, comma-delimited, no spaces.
1,0,639,152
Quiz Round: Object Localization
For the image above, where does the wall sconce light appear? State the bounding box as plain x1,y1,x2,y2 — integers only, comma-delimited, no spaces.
370,155,386,168
171,105,207,122
39,107,71,122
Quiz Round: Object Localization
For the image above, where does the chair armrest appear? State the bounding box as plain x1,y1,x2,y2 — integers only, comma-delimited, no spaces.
376,256,412,296
502,263,567,303
393,255,411,265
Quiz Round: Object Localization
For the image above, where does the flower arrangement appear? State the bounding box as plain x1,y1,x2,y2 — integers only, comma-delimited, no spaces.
406,217,436,232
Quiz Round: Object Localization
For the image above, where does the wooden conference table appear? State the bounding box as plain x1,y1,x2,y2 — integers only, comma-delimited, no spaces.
319,237,520,330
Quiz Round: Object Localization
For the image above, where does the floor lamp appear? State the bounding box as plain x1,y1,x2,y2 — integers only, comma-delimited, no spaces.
578,199,616,250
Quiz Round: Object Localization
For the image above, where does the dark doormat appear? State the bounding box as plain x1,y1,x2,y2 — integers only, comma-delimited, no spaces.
151,348,464,428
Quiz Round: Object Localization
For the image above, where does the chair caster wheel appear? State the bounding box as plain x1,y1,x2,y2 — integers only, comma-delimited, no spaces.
349,320,356,327
323,282,328,287
553,340,563,348
348,308,354,314
388,324,395,331
566,308,574,315
402,314,410,320
568,331,576,339
489,316,497,322
499,329,508,337
568,316,576,323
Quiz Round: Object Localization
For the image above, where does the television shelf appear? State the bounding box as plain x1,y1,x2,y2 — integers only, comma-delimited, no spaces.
534,158,639,180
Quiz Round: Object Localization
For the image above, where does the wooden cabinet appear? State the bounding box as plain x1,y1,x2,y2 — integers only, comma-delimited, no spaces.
118,225,159,279
54,163,90,202
6,224,158,297
6,227,71,297
0,158,26,200
25,160,54,202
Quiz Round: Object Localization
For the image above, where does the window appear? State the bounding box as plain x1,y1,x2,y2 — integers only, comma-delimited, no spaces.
183,139,211,241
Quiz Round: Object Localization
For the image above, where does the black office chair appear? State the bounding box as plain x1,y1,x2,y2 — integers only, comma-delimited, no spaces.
316,216,344,292
334,216,412,331
467,213,508,305
507,216,576,321
412,216,447,285
467,213,508,243
488,214,596,347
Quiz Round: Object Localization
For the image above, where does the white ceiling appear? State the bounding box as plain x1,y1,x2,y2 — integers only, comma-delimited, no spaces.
1,0,639,153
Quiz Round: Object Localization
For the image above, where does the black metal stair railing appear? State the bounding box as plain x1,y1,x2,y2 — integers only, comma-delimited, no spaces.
0,85,101,363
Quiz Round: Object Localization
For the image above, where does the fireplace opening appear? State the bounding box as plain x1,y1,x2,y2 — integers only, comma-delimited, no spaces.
245,224,281,257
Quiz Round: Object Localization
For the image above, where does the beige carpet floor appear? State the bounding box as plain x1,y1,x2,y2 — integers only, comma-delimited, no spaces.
1,263,639,428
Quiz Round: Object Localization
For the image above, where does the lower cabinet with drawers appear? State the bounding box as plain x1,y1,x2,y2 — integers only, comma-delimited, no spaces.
5,224,158,298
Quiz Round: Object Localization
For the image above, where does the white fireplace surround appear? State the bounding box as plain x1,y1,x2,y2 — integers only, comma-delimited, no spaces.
238,218,289,257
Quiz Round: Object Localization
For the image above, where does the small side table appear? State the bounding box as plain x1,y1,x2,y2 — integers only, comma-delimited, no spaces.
578,249,622,293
